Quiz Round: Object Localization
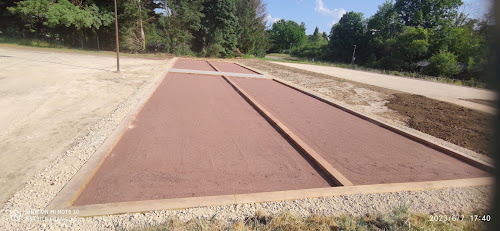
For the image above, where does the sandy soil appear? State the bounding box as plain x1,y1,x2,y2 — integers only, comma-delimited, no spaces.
0,46,169,207
272,61,497,114
238,59,495,157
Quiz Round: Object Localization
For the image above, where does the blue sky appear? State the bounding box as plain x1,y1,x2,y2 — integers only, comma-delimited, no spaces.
264,0,493,34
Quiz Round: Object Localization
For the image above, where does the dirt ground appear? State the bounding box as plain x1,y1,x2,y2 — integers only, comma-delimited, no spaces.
238,59,495,156
387,94,495,156
462,98,498,108
272,61,497,114
0,46,169,206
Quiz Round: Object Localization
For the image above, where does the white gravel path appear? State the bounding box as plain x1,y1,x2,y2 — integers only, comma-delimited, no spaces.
272,62,497,113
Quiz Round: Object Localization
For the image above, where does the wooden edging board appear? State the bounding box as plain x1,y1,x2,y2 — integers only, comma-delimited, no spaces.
48,177,493,217
45,58,494,218
271,78,494,172
46,57,178,212
207,60,352,186
168,68,270,79
234,61,493,172
221,75,353,187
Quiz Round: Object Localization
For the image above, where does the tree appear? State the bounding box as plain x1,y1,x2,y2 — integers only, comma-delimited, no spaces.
268,19,307,53
8,0,51,33
0,0,22,35
292,38,328,59
394,26,430,68
234,0,269,57
424,49,461,77
322,31,328,40
163,0,204,54
394,0,463,28
367,0,402,40
328,11,366,63
118,0,158,52
310,26,322,42
366,1,403,68
138,0,145,51
8,0,113,48
195,0,240,57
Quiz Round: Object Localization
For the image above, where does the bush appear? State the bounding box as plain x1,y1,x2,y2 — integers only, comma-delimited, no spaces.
172,44,196,56
199,43,225,57
424,50,461,77
291,41,328,60
366,53,382,68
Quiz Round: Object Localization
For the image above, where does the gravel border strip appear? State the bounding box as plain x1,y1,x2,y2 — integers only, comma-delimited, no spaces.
0,59,492,230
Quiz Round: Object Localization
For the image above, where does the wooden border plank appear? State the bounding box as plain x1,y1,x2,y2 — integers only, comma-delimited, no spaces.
169,68,269,79
206,60,219,72
221,75,353,187
234,62,264,75
271,78,494,171
46,57,179,211
49,177,493,217
230,61,493,170
45,58,494,218
210,60,351,185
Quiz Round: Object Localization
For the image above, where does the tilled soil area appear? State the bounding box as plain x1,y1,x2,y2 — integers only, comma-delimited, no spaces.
387,93,495,156
238,59,495,156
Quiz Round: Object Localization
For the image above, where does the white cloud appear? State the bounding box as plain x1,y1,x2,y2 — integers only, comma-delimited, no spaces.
265,14,281,26
315,0,332,15
315,0,346,25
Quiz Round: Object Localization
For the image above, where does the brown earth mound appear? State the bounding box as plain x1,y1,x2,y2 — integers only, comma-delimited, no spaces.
386,93,495,156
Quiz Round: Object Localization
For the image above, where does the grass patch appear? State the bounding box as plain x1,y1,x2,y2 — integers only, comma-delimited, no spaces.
260,54,487,89
0,37,174,59
0,36,66,48
265,53,300,61
131,206,487,231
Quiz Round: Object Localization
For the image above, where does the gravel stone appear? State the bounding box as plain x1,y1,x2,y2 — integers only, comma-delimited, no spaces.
0,58,492,230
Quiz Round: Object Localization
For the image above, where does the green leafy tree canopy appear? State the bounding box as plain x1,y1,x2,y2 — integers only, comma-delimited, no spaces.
328,11,365,63
268,19,307,53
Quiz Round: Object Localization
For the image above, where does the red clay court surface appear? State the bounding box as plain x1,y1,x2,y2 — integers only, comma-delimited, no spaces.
209,61,259,74
72,59,488,206
172,59,215,71
229,77,488,184
73,73,331,205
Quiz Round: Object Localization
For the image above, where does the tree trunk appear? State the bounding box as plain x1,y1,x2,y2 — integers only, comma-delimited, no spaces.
138,0,146,51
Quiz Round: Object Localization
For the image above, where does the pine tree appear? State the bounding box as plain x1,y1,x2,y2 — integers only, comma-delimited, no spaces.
234,0,269,57
311,26,322,42
195,0,240,57
322,32,328,40
163,0,204,54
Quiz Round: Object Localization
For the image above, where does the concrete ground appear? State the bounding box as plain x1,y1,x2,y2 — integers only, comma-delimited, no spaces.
272,62,497,113
0,46,168,207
